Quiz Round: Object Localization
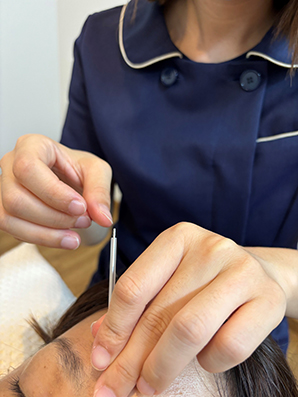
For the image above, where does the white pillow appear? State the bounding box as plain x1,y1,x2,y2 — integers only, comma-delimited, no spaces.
0,243,75,377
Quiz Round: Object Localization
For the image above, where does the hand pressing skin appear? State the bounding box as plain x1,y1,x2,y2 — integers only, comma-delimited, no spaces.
90,222,298,397
0,134,113,248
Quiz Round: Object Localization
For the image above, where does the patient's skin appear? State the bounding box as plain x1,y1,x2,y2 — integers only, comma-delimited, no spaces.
0,310,105,397
0,310,216,397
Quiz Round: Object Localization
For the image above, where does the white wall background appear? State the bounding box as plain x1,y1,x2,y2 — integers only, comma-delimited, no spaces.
0,0,125,159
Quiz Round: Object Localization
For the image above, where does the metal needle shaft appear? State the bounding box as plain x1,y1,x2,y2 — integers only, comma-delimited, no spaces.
108,228,117,306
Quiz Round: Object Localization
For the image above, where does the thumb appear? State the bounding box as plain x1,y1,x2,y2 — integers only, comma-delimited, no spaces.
79,156,113,227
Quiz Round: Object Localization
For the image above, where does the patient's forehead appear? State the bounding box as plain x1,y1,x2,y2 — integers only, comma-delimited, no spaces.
63,313,222,396
0,310,223,397
0,357,221,397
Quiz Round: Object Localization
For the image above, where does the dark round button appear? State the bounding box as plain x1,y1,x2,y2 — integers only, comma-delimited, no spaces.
240,70,261,92
160,67,179,87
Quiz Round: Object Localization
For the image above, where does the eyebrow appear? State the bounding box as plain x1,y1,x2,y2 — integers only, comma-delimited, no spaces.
17,337,86,397
51,337,86,389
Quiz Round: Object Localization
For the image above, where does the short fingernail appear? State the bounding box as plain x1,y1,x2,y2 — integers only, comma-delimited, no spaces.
98,204,113,225
75,215,91,228
92,345,111,370
90,321,97,333
137,377,156,396
69,199,86,215
61,236,80,250
94,386,116,397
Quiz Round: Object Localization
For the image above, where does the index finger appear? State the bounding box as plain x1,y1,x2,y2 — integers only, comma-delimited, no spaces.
11,137,87,215
91,224,188,370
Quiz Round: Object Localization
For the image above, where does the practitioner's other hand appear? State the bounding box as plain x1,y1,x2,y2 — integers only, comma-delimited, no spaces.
0,134,112,249
91,222,292,397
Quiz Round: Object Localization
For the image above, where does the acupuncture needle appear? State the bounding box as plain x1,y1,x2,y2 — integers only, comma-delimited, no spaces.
108,228,117,307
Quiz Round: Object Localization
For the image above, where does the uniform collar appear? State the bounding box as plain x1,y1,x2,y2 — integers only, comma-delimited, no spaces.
246,28,298,68
119,0,298,69
119,0,182,69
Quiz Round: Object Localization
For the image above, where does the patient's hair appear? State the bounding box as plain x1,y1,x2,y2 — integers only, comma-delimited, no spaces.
31,280,298,397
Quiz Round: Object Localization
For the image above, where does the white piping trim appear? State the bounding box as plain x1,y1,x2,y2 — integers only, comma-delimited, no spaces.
119,4,183,69
257,130,298,143
246,51,298,69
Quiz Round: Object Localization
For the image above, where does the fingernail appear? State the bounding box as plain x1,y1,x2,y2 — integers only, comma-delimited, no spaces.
98,204,113,225
75,215,91,228
94,386,116,397
91,315,106,338
61,236,80,250
69,199,86,215
92,345,111,370
137,377,156,396
91,321,97,333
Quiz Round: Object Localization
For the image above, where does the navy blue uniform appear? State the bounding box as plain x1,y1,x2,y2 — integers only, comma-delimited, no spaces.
61,0,298,352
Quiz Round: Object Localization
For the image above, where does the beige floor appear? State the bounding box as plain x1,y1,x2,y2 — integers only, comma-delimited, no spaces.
0,230,298,381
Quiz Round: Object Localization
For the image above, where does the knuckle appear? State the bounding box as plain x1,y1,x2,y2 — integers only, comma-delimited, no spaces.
15,134,39,149
99,158,112,177
83,154,112,182
93,185,111,205
100,318,128,347
140,307,172,341
218,333,249,365
168,222,195,239
36,233,60,248
15,134,31,146
113,358,137,384
2,188,21,215
13,155,34,181
0,152,11,168
142,361,172,391
210,236,237,256
160,222,195,251
115,273,144,307
172,311,207,347
51,213,72,228
228,255,257,286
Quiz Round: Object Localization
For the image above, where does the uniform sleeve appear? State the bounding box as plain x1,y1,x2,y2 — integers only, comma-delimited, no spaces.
60,17,106,160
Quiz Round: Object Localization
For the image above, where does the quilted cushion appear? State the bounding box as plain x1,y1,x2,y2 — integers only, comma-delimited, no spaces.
0,243,75,377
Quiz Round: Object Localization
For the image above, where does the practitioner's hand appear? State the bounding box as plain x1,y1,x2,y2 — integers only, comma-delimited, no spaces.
91,222,293,397
0,134,112,248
